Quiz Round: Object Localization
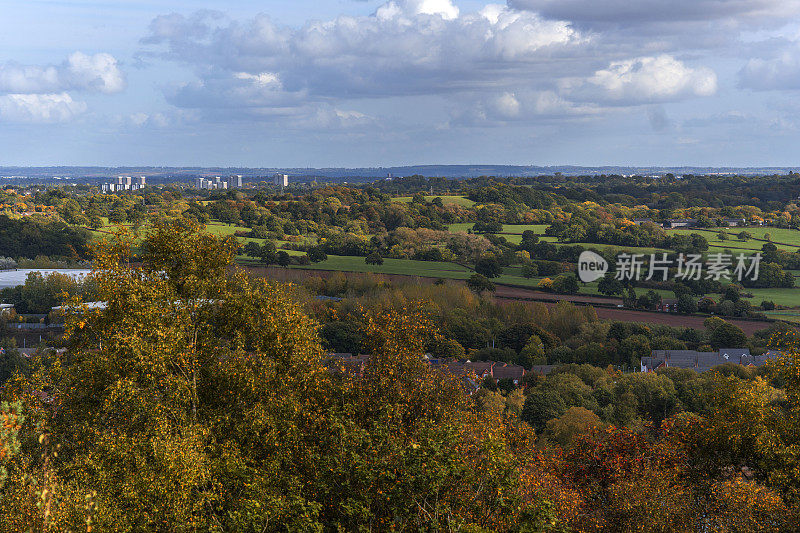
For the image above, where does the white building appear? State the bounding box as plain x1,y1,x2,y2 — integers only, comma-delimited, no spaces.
102,176,146,193
194,176,243,190
274,174,289,188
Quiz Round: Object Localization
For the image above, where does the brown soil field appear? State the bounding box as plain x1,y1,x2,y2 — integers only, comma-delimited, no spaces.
494,285,623,306
492,286,774,335
242,265,442,285
244,266,778,335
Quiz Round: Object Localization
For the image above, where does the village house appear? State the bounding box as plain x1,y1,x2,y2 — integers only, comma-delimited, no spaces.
663,219,698,229
722,218,746,227
641,348,778,373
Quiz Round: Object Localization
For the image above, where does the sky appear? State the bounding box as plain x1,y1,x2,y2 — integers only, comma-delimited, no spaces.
2,0,800,167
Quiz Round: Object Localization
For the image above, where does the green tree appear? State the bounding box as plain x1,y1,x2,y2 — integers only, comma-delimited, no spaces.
546,407,601,446
466,273,495,294
475,257,502,278
522,388,567,433
677,294,698,314
552,273,579,294
521,262,538,278
259,240,277,264
306,246,327,263
365,251,384,265
276,250,291,266
598,273,624,296
618,334,651,368
709,321,748,348
242,241,262,258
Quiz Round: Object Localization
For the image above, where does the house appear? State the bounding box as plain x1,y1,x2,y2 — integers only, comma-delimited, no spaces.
722,218,746,227
490,363,527,385
529,365,556,376
633,218,654,225
463,361,495,380
663,219,698,229
641,348,779,373
656,298,678,313
0,303,14,315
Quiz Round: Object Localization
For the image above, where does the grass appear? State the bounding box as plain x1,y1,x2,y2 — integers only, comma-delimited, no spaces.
763,310,800,323
392,195,476,207
448,222,475,232
495,234,560,245
729,227,800,246
499,224,550,235
205,222,251,237
667,227,800,252
743,288,800,308
287,255,473,279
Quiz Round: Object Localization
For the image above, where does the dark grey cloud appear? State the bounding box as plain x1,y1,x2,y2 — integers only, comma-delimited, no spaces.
508,0,800,25
647,106,671,131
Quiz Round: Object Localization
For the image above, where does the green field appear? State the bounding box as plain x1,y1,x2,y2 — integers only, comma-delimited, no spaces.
725,227,800,245
496,234,559,245
447,223,550,235
288,255,473,279
743,288,800,308
667,227,800,252
499,224,550,235
763,310,800,323
392,195,476,207
87,221,135,241
206,223,318,250
205,223,251,237
447,222,475,232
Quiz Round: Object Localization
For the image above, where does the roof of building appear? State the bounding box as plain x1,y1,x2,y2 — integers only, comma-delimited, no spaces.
642,348,780,373
491,364,526,381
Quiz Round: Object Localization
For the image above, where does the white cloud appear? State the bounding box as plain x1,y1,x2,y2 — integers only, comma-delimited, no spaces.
739,44,800,90
290,105,378,131
0,93,87,123
121,109,199,129
493,92,521,118
143,3,582,112
451,89,599,126
64,52,126,94
377,0,460,20
0,53,125,95
233,72,281,89
585,55,717,103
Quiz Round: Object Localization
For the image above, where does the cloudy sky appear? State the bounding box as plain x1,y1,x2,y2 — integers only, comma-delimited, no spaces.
2,0,800,167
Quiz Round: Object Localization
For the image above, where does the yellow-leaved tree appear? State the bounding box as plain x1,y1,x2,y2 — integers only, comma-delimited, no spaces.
0,219,553,532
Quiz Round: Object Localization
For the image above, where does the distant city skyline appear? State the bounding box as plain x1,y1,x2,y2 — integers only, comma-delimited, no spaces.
3,1,800,167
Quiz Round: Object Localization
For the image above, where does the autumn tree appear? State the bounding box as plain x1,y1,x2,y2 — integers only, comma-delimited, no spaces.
0,219,555,531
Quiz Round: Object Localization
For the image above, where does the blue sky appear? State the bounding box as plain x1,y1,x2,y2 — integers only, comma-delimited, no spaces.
2,0,800,167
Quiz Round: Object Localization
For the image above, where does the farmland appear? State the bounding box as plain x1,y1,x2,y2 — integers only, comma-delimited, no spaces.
289,254,472,278
667,227,800,252
392,195,475,207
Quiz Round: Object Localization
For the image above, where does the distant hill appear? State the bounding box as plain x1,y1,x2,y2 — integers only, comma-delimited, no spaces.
0,165,798,184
